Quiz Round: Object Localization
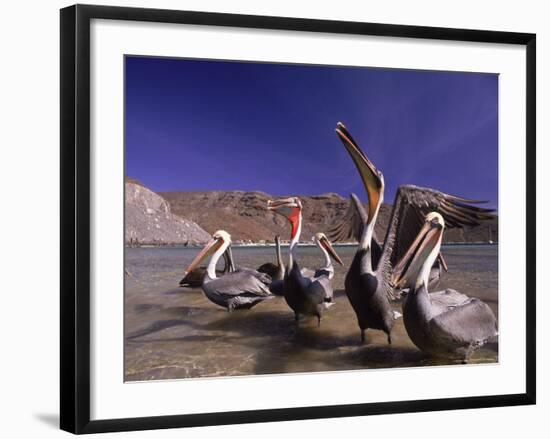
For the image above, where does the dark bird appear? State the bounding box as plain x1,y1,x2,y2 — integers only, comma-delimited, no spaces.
257,236,285,295
179,248,231,287
267,197,343,325
392,212,498,362
329,122,495,344
181,230,274,311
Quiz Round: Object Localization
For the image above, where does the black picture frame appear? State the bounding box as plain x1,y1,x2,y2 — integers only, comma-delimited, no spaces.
60,4,536,434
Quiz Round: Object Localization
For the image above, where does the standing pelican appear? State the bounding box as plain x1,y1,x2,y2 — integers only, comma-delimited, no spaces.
392,212,498,362
331,122,494,344
267,198,343,325
182,230,273,311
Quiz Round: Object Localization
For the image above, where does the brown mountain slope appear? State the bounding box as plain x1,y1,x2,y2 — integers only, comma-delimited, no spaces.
160,190,498,244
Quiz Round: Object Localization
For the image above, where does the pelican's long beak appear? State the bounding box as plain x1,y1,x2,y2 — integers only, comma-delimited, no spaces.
182,236,224,277
336,122,384,224
320,235,344,266
391,219,444,289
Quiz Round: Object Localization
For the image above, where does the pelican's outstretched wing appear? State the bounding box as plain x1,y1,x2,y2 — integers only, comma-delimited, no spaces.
326,193,383,266
379,185,495,285
327,193,369,242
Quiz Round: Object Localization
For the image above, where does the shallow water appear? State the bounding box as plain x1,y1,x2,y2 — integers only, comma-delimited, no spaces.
125,245,498,381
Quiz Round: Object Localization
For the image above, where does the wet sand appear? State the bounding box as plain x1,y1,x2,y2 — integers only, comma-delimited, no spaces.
124,245,498,381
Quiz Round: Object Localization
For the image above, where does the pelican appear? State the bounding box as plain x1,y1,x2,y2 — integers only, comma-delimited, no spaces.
257,236,285,295
267,197,343,325
179,248,232,288
392,212,498,362
329,186,449,294
182,230,273,311
331,122,494,344
300,232,344,280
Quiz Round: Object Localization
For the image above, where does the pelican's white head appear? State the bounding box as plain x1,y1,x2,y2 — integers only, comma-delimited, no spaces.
212,230,232,244
313,232,344,266
182,230,231,280
391,212,445,290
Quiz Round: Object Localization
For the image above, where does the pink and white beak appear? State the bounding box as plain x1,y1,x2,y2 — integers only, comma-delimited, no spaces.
267,197,302,240
391,215,445,289
182,235,225,277
319,234,344,266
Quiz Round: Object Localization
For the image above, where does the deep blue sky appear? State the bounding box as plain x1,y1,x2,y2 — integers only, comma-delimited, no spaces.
125,56,498,207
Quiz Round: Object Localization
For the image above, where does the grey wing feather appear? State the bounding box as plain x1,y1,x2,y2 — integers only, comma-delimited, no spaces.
300,267,316,278
205,271,272,297
378,186,494,302
316,276,334,301
381,185,495,271
429,298,498,346
301,267,332,279
234,267,272,284
326,193,380,243
429,289,471,316
326,193,383,266
307,276,333,304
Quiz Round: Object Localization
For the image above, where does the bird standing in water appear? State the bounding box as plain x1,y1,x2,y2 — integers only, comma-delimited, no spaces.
392,212,498,362
267,197,343,326
182,230,273,311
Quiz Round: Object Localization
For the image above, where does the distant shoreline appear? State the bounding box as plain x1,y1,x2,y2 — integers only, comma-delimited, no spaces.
126,241,498,249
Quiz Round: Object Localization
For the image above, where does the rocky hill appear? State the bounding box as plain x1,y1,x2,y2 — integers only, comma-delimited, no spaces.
125,179,210,246
160,190,498,244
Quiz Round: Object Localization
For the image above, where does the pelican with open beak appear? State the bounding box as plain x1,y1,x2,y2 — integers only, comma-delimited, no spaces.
182,230,273,312
267,197,342,325
334,122,400,344
392,213,498,362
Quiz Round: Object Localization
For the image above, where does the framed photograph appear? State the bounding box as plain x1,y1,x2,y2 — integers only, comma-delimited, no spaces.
60,4,536,434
